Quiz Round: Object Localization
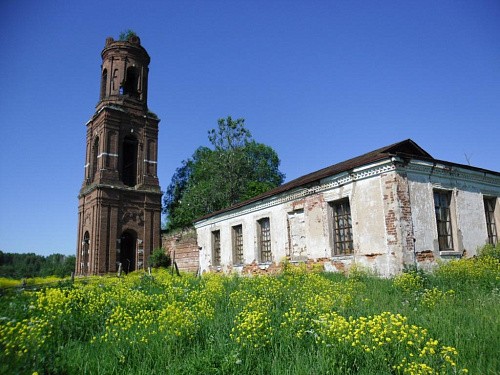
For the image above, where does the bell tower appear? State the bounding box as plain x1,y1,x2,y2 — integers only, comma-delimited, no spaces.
76,34,162,275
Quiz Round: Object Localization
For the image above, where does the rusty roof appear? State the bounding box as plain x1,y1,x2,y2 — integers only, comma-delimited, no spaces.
194,139,497,222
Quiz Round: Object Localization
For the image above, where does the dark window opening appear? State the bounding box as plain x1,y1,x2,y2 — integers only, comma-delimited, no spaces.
258,218,272,262
331,198,354,255
91,137,99,181
82,231,90,274
120,231,137,273
434,191,454,251
122,135,137,187
123,67,139,98
100,69,107,99
484,197,498,245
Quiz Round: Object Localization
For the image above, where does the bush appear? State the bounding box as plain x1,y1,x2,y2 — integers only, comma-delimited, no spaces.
478,242,500,260
148,248,171,268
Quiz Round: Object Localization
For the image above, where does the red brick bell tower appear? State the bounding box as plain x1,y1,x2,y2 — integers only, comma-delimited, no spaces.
76,35,162,275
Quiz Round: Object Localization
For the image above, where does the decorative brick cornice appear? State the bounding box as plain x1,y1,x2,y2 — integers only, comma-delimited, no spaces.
402,160,500,187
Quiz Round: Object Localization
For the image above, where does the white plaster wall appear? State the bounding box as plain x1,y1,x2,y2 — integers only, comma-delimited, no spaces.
197,173,394,274
197,204,291,272
407,178,436,253
197,161,500,275
350,178,387,255
407,168,500,258
455,190,490,255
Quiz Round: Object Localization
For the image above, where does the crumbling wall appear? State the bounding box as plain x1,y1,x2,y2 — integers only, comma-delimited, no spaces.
161,228,199,273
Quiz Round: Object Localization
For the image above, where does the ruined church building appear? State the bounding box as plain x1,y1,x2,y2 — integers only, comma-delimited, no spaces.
77,36,500,276
194,140,499,276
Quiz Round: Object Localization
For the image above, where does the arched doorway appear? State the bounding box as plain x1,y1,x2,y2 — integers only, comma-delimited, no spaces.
120,230,137,273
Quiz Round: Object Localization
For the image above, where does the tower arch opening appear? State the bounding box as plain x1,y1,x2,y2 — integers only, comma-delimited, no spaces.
119,230,137,273
123,67,139,98
121,135,138,186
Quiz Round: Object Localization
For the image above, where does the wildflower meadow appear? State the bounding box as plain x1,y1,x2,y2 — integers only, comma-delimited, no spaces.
1,244,499,374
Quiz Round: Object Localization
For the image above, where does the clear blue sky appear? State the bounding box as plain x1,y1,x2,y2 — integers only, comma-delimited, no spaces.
1,1,499,256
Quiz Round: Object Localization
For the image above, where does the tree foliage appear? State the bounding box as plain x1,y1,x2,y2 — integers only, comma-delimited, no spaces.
163,117,285,230
0,251,76,278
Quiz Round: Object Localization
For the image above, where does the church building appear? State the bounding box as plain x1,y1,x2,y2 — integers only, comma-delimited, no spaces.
194,139,499,277
76,35,162,275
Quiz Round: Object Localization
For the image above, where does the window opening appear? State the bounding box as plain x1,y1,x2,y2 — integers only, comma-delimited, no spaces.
91,137,99,181
212,230,221,266
122,135,137,187
258,218,272,262
434,191,454,251
100,69,107,99
123,67,139,98
331,199,353,255
484,197,498,245
82,231,90,274
232,225,243,264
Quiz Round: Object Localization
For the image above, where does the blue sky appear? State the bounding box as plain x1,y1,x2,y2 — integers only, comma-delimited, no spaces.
1,1,499,256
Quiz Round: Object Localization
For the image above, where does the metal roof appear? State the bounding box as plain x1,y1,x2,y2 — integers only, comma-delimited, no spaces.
194,139,498,222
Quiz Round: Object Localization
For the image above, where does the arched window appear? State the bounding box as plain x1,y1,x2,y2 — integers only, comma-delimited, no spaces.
82,231,90,275
91,137,99,180
123,67,139,98
100,69,107,99
121,135,138,186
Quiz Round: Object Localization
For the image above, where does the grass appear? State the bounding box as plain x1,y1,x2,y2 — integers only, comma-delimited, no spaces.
0,250,498,375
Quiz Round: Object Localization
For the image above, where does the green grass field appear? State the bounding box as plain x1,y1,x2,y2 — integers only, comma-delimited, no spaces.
1,248,499,375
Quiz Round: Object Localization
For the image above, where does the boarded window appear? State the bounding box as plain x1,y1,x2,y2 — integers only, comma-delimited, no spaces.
212,230,221,266
258,218,272,263
232,225,243,264
331,199,353,255
484,197,498,245
434,191,454,251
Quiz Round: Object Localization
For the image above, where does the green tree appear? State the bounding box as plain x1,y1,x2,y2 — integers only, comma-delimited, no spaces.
163,117,285,230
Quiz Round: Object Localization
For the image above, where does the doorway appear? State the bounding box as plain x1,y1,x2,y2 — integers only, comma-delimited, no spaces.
120,230,137,273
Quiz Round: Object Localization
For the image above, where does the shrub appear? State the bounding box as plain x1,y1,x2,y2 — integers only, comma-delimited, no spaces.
148,248,171,268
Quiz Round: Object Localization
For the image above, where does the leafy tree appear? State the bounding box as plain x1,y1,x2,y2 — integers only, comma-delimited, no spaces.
163,117,285,230
0,251,75,278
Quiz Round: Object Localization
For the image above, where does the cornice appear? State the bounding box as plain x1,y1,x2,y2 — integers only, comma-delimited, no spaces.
195,160,397,228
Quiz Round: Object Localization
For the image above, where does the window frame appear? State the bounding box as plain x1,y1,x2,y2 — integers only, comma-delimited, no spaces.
330,198,354,256
484,197,498,245
232,224,244,265
433,190,455,252
211,230,221,266
258,218,272,263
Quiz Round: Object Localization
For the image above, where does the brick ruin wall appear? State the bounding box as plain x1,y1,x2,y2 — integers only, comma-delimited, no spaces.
161,228,199,273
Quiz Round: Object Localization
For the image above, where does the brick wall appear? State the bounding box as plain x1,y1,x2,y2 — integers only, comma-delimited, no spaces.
161,228,199,273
